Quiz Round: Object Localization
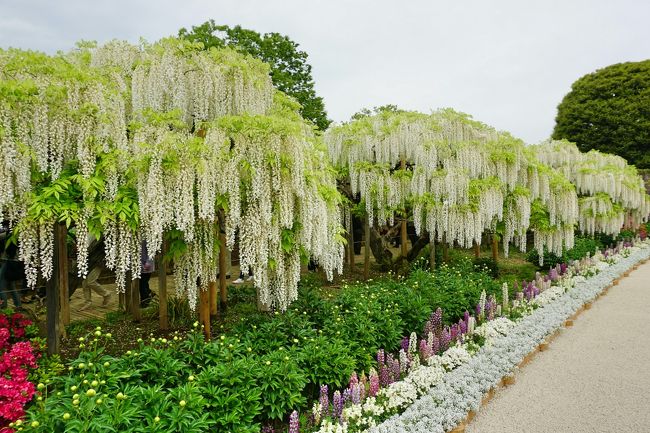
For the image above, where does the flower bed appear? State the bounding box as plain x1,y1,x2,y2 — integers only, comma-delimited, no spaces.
367,241,650,433
0,311,40,432
10,240,649,433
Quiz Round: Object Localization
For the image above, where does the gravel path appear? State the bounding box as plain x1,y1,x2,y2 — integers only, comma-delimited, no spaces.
466,261,650,433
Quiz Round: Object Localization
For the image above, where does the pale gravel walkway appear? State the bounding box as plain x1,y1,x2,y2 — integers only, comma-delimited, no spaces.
466,261,650,433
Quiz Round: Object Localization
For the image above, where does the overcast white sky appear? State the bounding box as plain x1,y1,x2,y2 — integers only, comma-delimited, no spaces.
1,0,649,143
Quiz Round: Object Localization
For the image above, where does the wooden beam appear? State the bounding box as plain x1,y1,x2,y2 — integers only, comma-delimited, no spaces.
348,210,355,269
442,233,449,263
429,233,436,272
218,231,227,309
199,287,211,339
216,213,228,310
491,233,499,263
124,275,132,313
57,223,70,327
209,281,218,317
400,157,408,258
158,242,168,330
46,222,65,355
364,215,370,280
131,277,141,322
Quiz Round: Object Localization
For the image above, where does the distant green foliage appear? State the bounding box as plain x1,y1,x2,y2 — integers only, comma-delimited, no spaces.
553,60,650,168
526,235,604,268
179,20,330,130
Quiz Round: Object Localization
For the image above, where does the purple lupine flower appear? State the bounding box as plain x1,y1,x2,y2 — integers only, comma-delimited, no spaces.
431,334,440,355
391,358,401,382
332,391,343,421
419,339,431,361
459,318,467,335
401,336,410,352
379,364,391,387
319,385,329,418
399,349,409,373
376,349,385,367
359,380,366,402
289,411,300,433
549,268,559,281
351,384,361,404
369,371,380,397
475,303,482,318
450,323,459,342
560,263,567,275
262,425,275,433
360,372,368,400
349,371,358,389
342,388,352,406
463,310,470,326
440,327,451,352
432,307,443,335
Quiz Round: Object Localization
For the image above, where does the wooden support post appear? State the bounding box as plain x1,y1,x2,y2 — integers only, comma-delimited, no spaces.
57,223,70,327
131,277,141,322
46,222,66,355
124,276,132,313
429,233,436,272
364,215,371,280
209,281,218,317
118,292,125,312
216,211,228,308
158,243,168,330
473,240,480,258
348,209,355,269
442,233,449,263
400,157,408,257
219,231,227,309
491,233,499,262
199,287,211,339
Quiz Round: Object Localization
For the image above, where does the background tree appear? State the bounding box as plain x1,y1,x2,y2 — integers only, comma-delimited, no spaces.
552,60,650,168
179,20,331,130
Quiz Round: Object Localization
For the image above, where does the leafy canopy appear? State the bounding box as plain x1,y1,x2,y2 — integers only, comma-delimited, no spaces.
552,60,650,168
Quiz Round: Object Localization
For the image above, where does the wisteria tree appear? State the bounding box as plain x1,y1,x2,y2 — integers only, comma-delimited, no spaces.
325,108,579,269
0,38,344,316
533,139,650,238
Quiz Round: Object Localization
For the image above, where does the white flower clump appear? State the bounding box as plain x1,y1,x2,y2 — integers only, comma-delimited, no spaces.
380,381,419,411
316,420,349,433
439,345,472,371
473,317,516,343
404,364,446,394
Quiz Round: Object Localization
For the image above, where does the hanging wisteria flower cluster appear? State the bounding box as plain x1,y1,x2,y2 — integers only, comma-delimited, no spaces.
325,109,581,261
0,38,344,311
533,139,650,237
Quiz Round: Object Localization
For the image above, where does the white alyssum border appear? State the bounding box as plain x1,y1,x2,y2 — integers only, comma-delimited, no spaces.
369,242,650,433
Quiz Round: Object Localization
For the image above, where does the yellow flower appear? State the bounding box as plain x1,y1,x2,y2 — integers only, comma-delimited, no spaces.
179,400,186,407
63,413,71,420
